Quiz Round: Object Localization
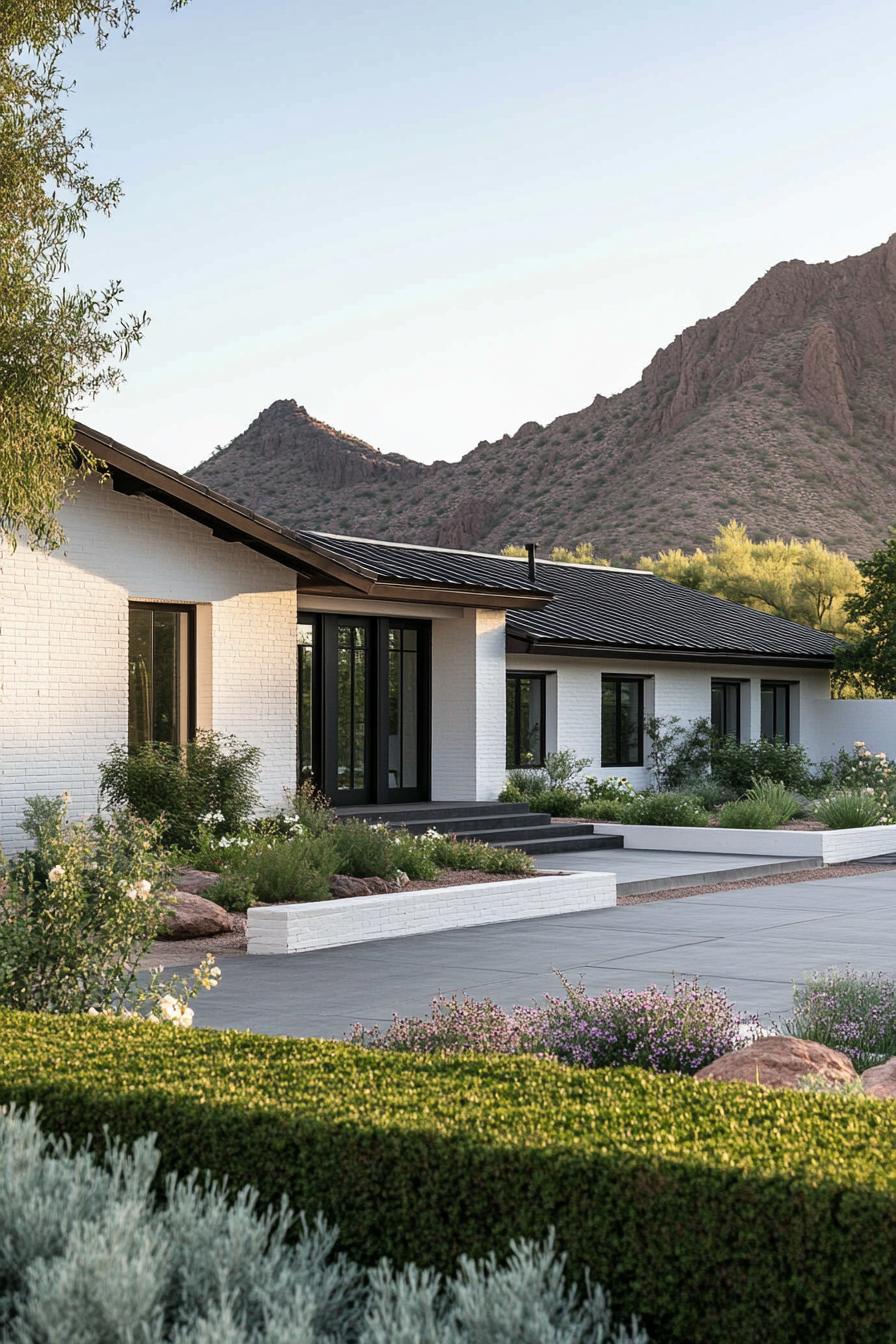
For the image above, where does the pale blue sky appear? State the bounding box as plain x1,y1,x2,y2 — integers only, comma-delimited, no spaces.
65,0,896,472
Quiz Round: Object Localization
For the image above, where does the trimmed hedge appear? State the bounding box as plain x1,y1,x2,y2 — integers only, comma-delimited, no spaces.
2,1011,896,1344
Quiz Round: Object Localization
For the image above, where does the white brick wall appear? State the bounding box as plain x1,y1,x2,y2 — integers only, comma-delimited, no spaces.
505,653,832,787
431,607,507,800
247,869,616,953
0,476,297,851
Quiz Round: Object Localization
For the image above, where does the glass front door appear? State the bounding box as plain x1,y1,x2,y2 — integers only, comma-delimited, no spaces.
313,615,429,805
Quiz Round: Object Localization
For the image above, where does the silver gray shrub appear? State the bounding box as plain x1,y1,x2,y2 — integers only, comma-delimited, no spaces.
0,1106,646,1344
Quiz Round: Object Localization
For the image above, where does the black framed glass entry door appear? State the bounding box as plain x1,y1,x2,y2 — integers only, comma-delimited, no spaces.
312,615,430,805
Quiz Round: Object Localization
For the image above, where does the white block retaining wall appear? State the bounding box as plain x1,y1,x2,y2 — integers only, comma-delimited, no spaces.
247,869,616,954
595,822,896,863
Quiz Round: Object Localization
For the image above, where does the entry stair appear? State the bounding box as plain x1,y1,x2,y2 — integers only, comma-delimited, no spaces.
332,801,623,857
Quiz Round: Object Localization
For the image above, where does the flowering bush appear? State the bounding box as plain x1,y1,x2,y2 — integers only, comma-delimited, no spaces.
584,775,636,802
783,967,896,1069
827,742,896,821
814,790,886,829
349,992,545,1055
539,976,755,1074
350,976,753,1075
0,797,219,1023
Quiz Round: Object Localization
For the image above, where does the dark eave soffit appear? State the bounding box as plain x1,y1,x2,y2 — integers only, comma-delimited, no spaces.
505,632,836,669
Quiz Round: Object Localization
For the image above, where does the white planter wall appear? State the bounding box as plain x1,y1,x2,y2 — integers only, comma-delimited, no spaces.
247,869,616,953
0,477,297,852
595,822,896,862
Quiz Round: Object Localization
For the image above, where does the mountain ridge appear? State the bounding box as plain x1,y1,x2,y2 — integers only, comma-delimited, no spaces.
191,234,896,560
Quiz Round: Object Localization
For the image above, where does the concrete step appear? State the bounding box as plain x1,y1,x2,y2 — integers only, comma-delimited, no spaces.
334,802,529,825
448,823,598,846
397,812,553,836
504,834,625,855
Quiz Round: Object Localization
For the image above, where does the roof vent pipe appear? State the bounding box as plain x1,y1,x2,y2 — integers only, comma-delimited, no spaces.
525,542,538,583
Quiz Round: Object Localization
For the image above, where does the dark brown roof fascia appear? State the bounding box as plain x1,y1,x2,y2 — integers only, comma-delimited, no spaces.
506,631,836,669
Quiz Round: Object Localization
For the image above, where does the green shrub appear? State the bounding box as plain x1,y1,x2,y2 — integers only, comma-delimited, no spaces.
578,798,630,822
710,734,815,795
716,798,780,829
424,835,533,874
332,818,398,878
814,789,886,829
99,732,261,849
743,775,801,825
503,768,548,796
3,1012,896,1344
542,750,592,788
0,1106,643,1344
645,716,713,790
207,869,257,913
522,786,586,817
621,793,709,827
583,775,636,802
238,833,340,904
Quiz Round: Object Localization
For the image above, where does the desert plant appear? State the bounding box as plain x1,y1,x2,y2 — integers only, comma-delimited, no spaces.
350,993,545,1055
743,776,801,825
783,967,896,1069
814,790,886,829
540,976,755,1074
622,793,709,827
716,798,781,829
0,1106,644,1344
504,768,549,796
99,732,261,849
0,798,215,1023
332,819,398,879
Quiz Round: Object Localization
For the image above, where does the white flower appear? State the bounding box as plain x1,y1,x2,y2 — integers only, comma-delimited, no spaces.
157,994,180,1022
136,879,152,895
877,753,888,762
47,865,65,883
854,741,866,749
176,1006,194,1028
124,887,138,900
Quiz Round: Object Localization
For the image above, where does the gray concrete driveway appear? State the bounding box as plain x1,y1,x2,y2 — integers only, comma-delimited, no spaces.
175,868,896,1038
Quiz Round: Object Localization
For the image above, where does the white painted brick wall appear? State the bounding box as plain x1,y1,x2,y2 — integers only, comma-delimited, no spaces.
431,607,506,800
505,653,832,787
248,869,616,953
799,696,896,764
0,476,297,851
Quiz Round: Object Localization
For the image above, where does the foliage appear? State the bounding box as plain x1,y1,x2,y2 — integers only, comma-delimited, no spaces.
99,732,261,850
0,1,191,549
838,528,896,695
577,798,631,822
709,733,816,795
539,977,754,1074
503,768,548,796
542,750,592,788
742,776,801,824
620,793,709,827
814,790,886,830
639,521,863,640
0,1106,644,1344
274,779,337,837
4,1015,896,1344
331,819,398,879
501,542,610,567
716,798,782,830
237,833,340,905
206,868,257,914
782,968,896,1070
418,832,533,875
584,775,636,802
0,797,216,1023
351,993,545,1056
828,741,896,818
645,715,713,791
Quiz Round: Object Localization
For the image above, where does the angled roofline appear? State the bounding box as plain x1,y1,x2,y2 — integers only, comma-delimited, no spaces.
505,630,837,669
73,424,551,610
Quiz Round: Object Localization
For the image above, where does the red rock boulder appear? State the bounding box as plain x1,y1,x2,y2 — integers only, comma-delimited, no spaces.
159,891,232,940
862,1058,896,1099
695,1036,858,1090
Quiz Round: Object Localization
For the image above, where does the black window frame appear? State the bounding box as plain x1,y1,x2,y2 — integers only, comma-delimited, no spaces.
127,601,197,749
761,681,792,744
601,675,645,768
506,673,547,769
711,679,742,741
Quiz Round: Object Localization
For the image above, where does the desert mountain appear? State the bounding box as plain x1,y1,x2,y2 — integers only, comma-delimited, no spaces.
191,234,896,560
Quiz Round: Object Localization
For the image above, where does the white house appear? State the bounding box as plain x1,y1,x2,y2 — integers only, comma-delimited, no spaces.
0,422,881,853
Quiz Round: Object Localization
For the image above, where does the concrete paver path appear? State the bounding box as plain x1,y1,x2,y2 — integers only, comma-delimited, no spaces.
172,867,896,1038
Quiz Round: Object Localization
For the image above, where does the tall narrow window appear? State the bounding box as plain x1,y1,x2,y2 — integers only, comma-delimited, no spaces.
761,682,791,743
506,674,547,768
711,680,741,740
297,620,315,783
388,625,420,790
601,676,644,767
128,604,193,748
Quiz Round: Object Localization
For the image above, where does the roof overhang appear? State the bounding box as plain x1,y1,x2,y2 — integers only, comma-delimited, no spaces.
74,424,550,610
506,632,837,669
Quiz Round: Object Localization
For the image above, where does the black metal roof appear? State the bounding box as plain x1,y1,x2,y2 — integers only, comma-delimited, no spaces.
296,531,553,597
300,533,838,665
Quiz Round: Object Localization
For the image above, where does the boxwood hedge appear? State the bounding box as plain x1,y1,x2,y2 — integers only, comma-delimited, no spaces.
1,1009,896,1344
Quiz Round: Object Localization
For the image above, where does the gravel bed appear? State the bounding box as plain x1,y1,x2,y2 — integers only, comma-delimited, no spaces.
618,862,896,906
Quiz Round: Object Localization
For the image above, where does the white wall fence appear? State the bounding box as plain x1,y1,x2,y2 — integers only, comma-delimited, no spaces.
803,699,896,763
